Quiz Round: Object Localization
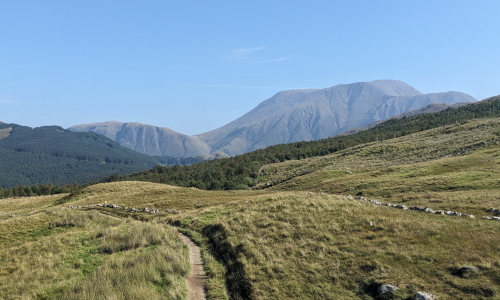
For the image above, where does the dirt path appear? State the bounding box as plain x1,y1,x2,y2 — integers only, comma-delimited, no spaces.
179,233,207,300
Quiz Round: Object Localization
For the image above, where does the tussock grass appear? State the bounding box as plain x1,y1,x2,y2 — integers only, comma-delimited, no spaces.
62,224,189,300
49,210,96,228
0,194,65,220
69,180,266,211
98,221,165,253
0,198,189,299
259,118,500,215
178,193,500,299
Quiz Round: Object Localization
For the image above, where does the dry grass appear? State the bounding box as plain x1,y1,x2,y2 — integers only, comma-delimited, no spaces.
0,194,65,220
98,221,165,253
68,181,266,211
1,118,499,299
257,118,500,216
0,197,190,299
177,192,500,299
62,222,189,300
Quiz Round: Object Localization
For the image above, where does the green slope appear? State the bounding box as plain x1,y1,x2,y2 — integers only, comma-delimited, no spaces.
0,124,158,188
123,96,500,190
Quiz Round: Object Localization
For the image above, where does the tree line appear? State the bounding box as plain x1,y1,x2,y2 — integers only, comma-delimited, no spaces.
120,96,500,190
0,183,80,198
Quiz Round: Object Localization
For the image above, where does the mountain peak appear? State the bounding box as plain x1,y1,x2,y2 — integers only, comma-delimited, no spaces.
71,80,475,157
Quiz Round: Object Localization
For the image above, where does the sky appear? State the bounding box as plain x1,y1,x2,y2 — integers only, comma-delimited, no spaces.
1,1,499,135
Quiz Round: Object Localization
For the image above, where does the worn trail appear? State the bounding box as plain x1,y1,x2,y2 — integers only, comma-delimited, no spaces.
179,233,207,300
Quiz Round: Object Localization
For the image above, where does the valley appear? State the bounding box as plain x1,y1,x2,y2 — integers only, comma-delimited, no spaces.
1,104,498,299
2,2,499,299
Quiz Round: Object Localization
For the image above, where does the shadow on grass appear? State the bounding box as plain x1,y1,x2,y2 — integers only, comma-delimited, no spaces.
202,224,254,300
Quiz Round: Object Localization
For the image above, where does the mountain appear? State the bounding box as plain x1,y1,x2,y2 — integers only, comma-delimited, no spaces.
0,123,159,188
69,121,210,157
71,80,476,157
121,96,499,190
199,81,475,155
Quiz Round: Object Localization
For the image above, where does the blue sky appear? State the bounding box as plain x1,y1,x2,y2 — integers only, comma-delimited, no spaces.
1,1,499,134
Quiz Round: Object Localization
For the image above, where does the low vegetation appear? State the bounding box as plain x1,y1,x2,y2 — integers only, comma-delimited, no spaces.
0,196,189,299
175,192,500,299
259,118,500,215
1,98,499,299
61,178,500,299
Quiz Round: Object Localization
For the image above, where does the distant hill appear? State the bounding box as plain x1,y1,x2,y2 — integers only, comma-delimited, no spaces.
69,121,209,157
0,123,159,188
121,95,499,190
71,80,475,157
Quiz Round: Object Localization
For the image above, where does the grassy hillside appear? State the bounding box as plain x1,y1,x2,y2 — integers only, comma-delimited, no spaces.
58,177,500,299
56,115,499,299
0,194,189,299
257,118,500,215
122,96,500,190
0,123,158,188
1,98,499,299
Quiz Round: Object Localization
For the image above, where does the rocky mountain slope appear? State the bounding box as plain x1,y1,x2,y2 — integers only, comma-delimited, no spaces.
71,80,475,157
70,121,209,157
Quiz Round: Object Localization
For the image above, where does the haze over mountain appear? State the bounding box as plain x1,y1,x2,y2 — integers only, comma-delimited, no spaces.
71,80,475,157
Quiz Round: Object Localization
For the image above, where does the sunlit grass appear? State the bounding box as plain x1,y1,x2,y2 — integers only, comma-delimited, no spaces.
0,200,189,299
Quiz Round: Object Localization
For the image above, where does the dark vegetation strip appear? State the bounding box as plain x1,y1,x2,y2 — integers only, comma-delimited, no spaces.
0,182,81,199
117,96,500,190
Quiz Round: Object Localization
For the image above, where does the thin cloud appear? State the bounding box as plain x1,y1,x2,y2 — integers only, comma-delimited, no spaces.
253,56,292,64
229,46,265,60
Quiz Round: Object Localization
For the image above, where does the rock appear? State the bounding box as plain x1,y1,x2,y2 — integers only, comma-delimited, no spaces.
492,216,500,221
345,170,352,174
416,291,435,300
395,204,408,210
8,214,15,218
456,266,479,278
378,284,399,298
435,210,444,215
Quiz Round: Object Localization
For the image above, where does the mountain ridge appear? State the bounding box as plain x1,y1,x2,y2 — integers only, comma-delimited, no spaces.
70,80,476,157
